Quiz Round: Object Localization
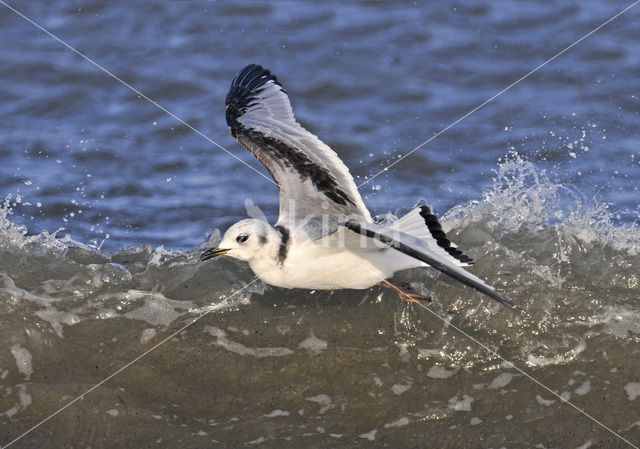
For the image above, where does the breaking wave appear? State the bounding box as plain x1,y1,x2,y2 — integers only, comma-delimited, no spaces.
1,157,639,368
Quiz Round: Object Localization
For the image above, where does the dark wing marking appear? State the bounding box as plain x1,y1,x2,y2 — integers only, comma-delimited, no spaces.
225,65,287,132
343,220,517,309
224,64,372,233
419,206,474,265
235,131,356,207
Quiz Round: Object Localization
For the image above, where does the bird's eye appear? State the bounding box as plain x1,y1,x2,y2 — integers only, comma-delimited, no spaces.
236,234,249,244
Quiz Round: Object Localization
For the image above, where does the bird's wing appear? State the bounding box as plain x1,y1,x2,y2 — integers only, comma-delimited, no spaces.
342,220,516,309
226,64,372,239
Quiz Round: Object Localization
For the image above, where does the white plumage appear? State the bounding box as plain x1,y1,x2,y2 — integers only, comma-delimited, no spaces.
202,64,514,309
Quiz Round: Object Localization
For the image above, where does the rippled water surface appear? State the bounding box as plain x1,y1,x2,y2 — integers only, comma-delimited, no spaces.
1,1,639,448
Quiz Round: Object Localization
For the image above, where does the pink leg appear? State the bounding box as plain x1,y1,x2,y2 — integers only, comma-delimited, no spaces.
377,280,431,303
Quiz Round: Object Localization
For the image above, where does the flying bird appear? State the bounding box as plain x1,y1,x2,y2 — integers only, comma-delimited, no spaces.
201,64,514,309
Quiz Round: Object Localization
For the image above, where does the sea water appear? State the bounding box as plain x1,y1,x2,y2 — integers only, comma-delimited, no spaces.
1,1,639,447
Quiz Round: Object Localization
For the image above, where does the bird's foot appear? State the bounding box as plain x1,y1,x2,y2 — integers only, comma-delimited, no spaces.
377,280,431,304
398,291,432,304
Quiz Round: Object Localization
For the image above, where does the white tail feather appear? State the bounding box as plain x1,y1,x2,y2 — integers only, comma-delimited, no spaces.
388,207,472,267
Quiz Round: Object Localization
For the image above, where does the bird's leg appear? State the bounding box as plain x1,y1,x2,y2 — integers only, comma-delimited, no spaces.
377,280,431,303
389,281,411,290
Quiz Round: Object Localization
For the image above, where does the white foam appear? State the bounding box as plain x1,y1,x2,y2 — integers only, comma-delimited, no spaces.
3,384,31,417
123,291,193,326
442,156,640,256
391,383,411,395
0,195,87,252
489,373,514,389
264,409,290,417
0,273,80,337
147,245,170,267
384,417,409,428
427,366,458,379
11,345,33,380
417,348,451,361
624,382,640,401
358,429,377,441
140,328,157,344
298,333,327,355
204,326,294,358
574,380,591,396
536,394,556,406
448,394,473,411
18,385,31,410
4,406,19,418
526,341,586,367
305,394,332,414
34,306,81,337
600,306,640,338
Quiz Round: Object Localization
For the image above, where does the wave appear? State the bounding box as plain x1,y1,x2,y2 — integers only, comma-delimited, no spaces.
1,157,639,362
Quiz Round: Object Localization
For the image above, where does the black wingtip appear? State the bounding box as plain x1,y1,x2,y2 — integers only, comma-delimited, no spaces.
483,289,517,310
225,64,284,130
231,64,281,91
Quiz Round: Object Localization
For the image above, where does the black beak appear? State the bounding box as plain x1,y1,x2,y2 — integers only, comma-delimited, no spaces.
200,246,230,261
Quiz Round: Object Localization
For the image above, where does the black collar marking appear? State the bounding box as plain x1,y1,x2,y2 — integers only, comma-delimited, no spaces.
274,225,290,264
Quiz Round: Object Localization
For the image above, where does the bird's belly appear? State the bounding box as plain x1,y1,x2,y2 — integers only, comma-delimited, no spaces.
255,248,420,290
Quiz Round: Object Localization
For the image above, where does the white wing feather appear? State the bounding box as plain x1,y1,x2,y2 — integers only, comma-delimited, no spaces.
226,64,372,238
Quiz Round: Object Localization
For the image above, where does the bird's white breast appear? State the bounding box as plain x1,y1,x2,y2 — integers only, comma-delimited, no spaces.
250,238,423,290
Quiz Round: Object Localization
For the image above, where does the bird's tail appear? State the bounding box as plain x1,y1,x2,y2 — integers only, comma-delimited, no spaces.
388,206,474,267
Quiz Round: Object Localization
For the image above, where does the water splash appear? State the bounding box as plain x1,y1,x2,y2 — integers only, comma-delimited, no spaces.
0,194,96,254
443,155,640,255
0,157,638,363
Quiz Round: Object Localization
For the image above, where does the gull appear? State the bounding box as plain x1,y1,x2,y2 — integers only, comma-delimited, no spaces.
201,64,514,309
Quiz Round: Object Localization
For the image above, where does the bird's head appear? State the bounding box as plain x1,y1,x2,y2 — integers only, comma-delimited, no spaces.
200,219,274,263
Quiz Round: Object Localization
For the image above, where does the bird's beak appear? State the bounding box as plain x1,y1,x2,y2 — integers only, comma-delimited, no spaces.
200,246,230,261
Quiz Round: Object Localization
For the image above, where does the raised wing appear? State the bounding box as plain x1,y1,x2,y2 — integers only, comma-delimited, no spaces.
343,220,517,309
225,64,372,237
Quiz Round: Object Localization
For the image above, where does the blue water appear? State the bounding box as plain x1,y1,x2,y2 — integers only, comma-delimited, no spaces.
1,1,640,448
1,1,638,250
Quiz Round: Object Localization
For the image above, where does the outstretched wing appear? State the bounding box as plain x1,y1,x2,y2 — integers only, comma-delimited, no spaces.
343,220,517,309
225,64,372,238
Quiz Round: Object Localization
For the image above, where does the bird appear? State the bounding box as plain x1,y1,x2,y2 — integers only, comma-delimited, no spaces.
201,64,514,309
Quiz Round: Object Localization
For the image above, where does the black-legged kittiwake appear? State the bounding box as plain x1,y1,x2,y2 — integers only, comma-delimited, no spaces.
201,64,514,309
